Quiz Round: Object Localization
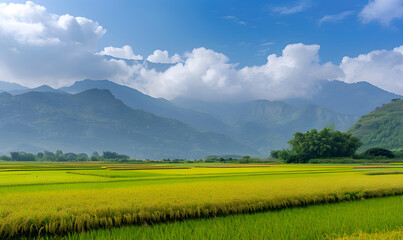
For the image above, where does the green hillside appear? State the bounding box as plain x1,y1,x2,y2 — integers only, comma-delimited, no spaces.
348,99,403,150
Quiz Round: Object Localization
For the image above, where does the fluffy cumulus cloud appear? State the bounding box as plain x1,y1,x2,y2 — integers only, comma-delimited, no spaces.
0,1,131,87
359,0,403,25
0,1,402,100
0,1,105,46
99,45,143,60
238,44,343,100
147,50,182,64
340,46,403,95
130,44,343,101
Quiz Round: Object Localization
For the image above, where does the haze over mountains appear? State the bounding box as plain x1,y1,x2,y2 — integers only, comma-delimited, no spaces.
0,79,400,158
284,80,402,116
0,89,254,159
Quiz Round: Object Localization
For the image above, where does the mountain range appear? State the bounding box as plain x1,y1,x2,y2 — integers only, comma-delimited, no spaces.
60,80,228,133
0,79,400,158
0,90,254,159
172,98,357,153
284,80,402,116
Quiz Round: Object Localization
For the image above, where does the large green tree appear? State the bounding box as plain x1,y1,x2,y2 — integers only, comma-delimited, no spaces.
289,128,362,159
277,128,362,163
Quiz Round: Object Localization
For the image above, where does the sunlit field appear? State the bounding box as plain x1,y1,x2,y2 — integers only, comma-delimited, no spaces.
64,195,403,240
0,162,402,239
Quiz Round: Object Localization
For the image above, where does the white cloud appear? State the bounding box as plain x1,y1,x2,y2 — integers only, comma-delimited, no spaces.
0,1,121,88
129,44,343,101
319,11,354,24
147,50,182,64
272,1,309,15
132,48,242,101
222,16,247,26
340,46,403,95
238,44,343,100
359,0,403,25
0,1,105,47
0,1,401,101
261,42,275,46
99,45,143,60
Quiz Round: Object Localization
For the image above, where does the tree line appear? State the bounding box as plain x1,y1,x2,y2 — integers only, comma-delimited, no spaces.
0,151,129,162
270,128,401,163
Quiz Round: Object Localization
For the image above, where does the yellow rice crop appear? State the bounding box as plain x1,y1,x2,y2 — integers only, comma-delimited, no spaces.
0,164,402,238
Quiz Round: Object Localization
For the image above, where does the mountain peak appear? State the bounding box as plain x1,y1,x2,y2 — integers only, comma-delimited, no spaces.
0,81,28,92
284,80,402,116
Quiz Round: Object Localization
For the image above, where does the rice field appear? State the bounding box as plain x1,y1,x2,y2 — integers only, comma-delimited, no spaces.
63,195,403,240
0,162,402,239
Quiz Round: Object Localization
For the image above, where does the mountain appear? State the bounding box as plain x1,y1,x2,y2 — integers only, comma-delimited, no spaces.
348,99,402,150
284,80,402,116
60,80,228,133
0,81,28,92
9,85,66,95
0,89,255,159
172,98,358,153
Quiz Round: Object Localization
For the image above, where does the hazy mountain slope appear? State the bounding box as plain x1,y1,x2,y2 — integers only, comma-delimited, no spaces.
9,85,67,95
0,90,255,159
60,80,229,133
172,98,358,154
348,99,403,150
0,81,28,92
284,80,402,116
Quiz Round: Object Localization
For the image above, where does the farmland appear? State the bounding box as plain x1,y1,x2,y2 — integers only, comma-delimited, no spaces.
0,162,402,239
65,195,403,240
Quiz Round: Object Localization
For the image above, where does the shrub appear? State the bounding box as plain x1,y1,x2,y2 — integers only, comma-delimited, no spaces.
364,147,395,159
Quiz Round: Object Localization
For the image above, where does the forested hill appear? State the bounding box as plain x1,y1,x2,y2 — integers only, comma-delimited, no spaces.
348,99,403,150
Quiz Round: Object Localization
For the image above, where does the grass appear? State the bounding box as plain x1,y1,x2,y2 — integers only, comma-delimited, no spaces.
0,162,402,238
61,196,403,240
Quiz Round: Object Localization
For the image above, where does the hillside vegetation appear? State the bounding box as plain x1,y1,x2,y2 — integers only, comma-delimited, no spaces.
348,99,403,150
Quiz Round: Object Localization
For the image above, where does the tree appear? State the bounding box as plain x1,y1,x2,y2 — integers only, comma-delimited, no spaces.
103,151,129,160
36,152,44,159
92,151,100,157
10,152,36,161
270,150,280,159
10,152,19,161
76,153,89,162
0,155,12,161
43,151,55,161
364,147,395,159
276,128,362,163
103,151,118,159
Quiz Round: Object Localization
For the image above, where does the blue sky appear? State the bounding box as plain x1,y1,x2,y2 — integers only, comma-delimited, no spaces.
0,0,402,99
5,0,403,66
